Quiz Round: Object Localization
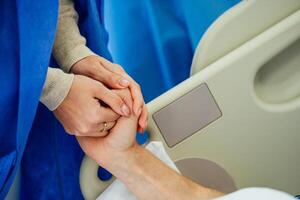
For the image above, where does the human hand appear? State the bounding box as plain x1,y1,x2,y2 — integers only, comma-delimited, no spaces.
76,88,138,166
71,55,148,132
53,75,132,137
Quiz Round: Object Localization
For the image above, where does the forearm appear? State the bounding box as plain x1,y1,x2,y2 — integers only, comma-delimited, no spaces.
53,0,95,72
100,145,224,200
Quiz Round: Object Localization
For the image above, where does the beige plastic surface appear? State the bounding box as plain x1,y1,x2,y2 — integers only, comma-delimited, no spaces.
79,1,300,198
191,0,300,75
147,9,300,196
79,156,115,200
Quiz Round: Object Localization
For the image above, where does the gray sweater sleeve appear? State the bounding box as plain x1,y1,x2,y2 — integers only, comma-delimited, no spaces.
52,0,95,73
40,0,95,110
40,68,74,111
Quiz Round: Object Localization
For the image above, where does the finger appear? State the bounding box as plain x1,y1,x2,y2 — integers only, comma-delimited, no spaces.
138,105,148,130
94,83,131,116
116,73,144,116
98,107,120,122
112,89,133,111
96,121,116,136
99,59,145,115
121,74,144,116
129,82,144,116
78,121,116,137
92,64,130,89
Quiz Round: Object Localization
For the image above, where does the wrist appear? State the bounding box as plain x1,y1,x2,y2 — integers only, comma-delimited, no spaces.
55,44,95,73
70,55,97,74
97,143,141,176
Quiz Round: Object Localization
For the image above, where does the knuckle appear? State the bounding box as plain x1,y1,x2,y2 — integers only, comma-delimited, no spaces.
114,97,124,107
123,89,132,99
134,83,141,90
114,64,125,73
89,70,100,79
88,112,100,124
116,98,124,106
121,88,130,96
92,68,104,79
108,75,118,85
92,61,100,67
114,64,122,69
116,88,131,101
78,124,90,135
109,92,123,105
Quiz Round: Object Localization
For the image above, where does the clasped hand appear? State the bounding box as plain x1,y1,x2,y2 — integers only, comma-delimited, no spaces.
53,55,147,137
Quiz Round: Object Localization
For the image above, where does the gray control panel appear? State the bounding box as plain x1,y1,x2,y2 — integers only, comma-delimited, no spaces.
153,83,222,147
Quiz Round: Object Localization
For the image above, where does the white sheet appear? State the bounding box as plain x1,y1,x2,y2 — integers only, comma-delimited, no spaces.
216,188,294,200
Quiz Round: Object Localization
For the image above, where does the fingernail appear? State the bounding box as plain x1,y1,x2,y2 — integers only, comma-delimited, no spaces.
119,78,130,87
121,104,130,116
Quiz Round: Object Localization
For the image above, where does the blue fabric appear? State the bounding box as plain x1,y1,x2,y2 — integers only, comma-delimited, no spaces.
0,151,16,193
104,0,240,102
21,0,112,199
0,0,58,199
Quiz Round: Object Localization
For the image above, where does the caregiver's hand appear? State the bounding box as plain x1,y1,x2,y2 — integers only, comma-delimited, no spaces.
53,75,132,137
71,55,148,132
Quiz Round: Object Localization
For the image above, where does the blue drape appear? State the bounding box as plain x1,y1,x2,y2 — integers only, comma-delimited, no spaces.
0,0,58,198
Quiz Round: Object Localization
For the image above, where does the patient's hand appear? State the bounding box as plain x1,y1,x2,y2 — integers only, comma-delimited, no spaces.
77,88,139,166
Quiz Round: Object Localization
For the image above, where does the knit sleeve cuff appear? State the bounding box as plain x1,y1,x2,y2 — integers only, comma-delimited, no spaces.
40,67,74,111
56,44,95,73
